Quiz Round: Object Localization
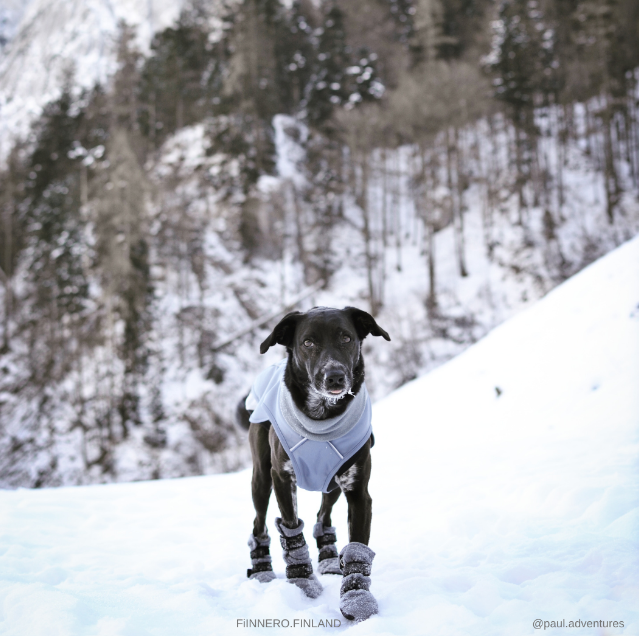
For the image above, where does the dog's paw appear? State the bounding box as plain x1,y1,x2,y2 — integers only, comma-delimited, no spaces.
288,573,323,598
248,570,277,583
317,557,342,575
340,589,378,622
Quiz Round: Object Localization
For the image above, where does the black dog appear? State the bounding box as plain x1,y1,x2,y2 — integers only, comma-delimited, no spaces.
236,306,390,622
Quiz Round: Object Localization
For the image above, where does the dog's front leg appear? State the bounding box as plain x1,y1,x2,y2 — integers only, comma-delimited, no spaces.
342,451,372,545
337,440,378,622
269,431,298,529
269,428,322,598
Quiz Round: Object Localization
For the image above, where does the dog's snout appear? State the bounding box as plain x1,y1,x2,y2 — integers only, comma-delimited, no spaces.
325,369,346,388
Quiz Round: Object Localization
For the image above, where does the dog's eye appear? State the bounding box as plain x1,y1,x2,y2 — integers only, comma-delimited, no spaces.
303,339,314,348
342,335,351,343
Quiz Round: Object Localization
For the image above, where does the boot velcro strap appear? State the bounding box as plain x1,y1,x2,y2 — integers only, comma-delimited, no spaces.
280,532,306,551
250,545,271,560
247,562,273,578
340,572,371,594
341,560,372,576
286,563,313,579
319,545,338,561
316,533,337,548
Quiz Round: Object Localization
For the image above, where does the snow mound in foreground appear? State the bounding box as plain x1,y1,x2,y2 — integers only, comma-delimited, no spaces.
1,236,638,635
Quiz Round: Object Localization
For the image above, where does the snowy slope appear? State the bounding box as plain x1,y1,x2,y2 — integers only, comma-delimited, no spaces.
0,0,33,49
0,0,235,163
0,0,184,161
0,235,638,635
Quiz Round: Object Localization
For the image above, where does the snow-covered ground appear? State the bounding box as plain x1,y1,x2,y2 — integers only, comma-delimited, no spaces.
1,233,637,634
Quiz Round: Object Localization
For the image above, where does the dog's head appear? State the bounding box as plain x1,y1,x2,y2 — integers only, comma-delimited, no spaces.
260,306,390,401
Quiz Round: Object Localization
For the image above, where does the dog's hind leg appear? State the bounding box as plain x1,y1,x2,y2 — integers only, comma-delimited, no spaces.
249,423,272,537
313,490,343,575
247,422,276,582
316,488,341,528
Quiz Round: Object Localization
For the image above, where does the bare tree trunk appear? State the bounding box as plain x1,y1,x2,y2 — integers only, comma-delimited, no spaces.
514,119,526,225
446,127,468,277
593,6,619,224
485,115,500,259
426,221,436,314
106,294,116,444
2,179,12,352
356,153,379,315
531,132,542,209
177,95,184,132
394,152,402,272
475,124,491,254
150,92,157,150
291,183,309,285
584,100,594,164
601,93,619,224
453,126,468,277
74,312,86,437
421,148,437,314
557,104,566,213
630,74,639,189
622,96,636,186
376,147,388,309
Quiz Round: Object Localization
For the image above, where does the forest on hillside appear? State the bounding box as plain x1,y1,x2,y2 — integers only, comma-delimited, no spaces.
1,0,638,488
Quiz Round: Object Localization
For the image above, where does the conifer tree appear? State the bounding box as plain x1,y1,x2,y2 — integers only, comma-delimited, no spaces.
489,0,554,217
139,12,215,147
94,128,153,437
275,0,317,113
20,83,90,386
569,0,621,222
306,2,384,126
0,146,28,352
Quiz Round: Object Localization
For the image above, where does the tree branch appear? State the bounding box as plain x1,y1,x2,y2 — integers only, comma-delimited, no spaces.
210,279,325,352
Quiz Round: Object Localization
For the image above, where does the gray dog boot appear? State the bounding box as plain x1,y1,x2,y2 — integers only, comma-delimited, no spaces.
313,522,342,575
247,531,277,583
339,542,378,622
275,517,323,598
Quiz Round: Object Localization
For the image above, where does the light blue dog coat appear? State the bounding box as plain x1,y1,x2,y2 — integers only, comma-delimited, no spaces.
247,360,373,493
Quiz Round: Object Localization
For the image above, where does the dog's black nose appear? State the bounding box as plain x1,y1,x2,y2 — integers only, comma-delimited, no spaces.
325,369,346,389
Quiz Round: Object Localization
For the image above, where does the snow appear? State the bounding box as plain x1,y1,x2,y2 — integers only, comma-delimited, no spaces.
273,115,308,189
0,0,33,49
1,234,638,635
0,0,236,164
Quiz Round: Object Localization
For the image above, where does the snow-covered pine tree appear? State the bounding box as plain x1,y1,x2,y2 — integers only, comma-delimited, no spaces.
305,2,384,126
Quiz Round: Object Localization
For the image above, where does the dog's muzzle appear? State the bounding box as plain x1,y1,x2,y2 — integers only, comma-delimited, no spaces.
323,366,350,397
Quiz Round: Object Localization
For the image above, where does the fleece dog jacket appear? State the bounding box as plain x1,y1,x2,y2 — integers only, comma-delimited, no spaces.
246,360,373,493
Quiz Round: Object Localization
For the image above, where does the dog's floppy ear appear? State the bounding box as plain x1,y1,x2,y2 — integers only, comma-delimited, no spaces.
260,311,303,354
344,307,391,341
